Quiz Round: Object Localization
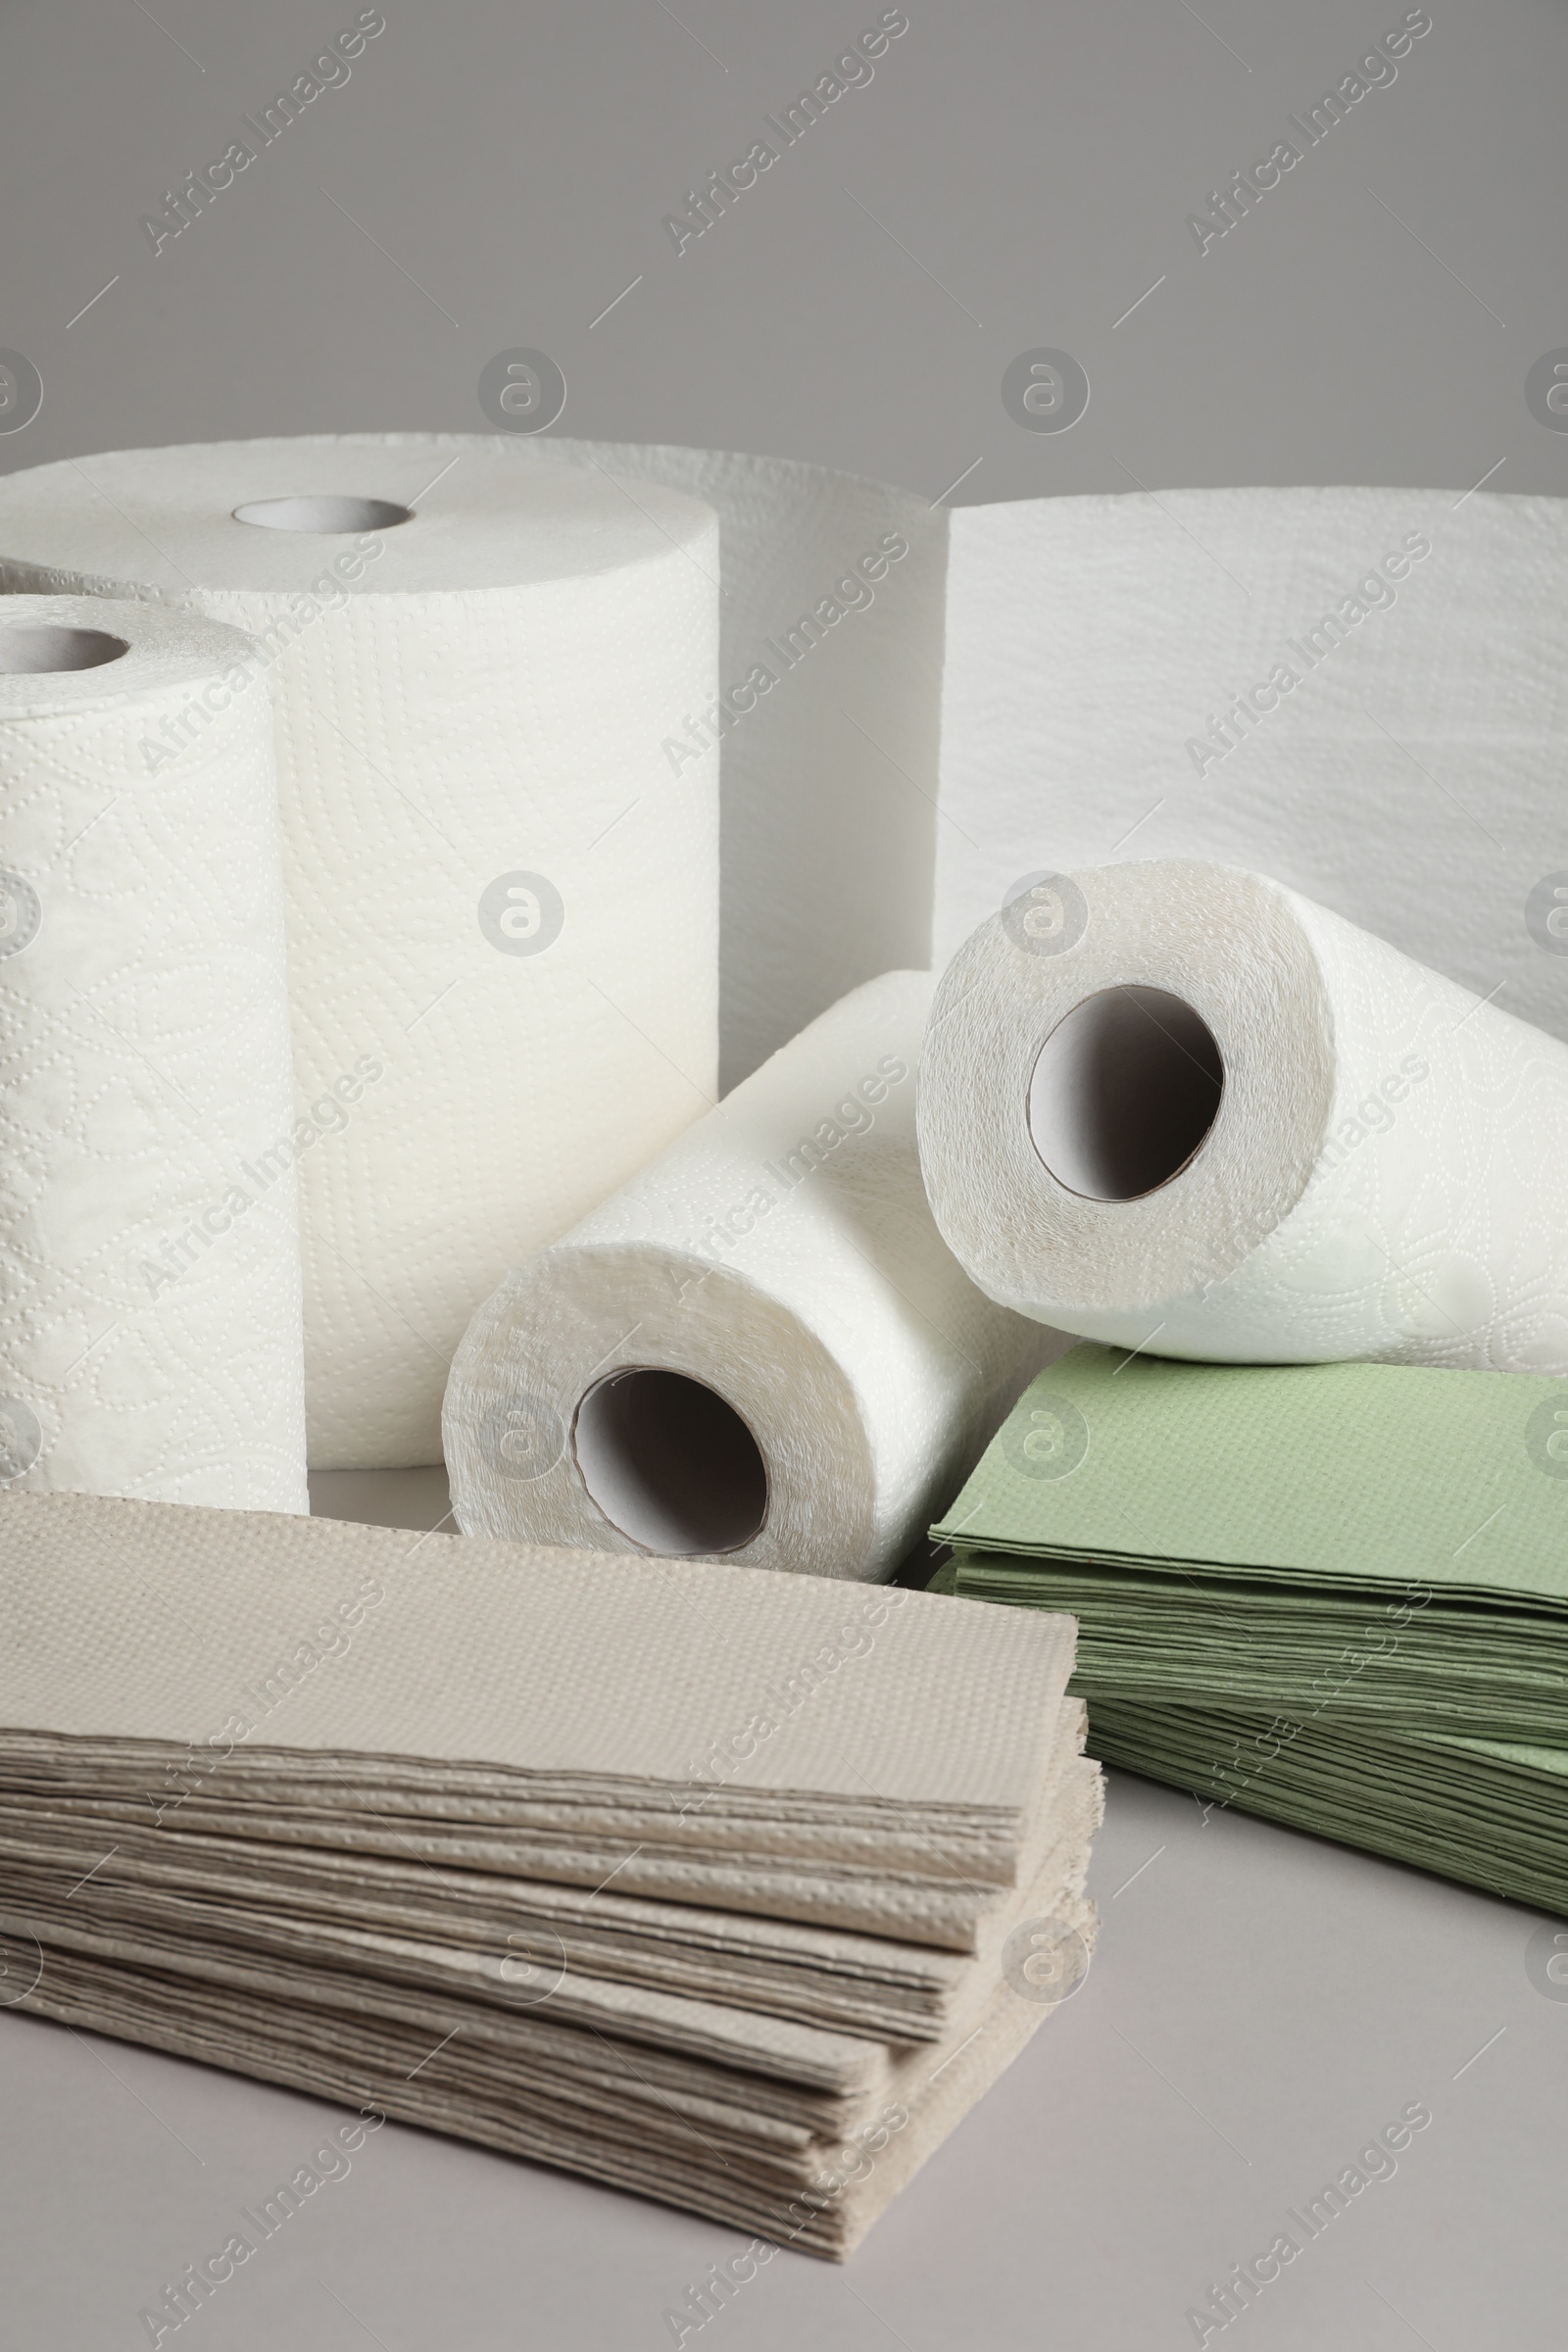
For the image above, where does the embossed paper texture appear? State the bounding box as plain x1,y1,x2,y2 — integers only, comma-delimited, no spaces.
938,486,1568,1047
921,860,1568,1374
446,971,1054,1583
0,596,306,1510
0,439,724,1467
0,1493,1101,2254
936,1344,1568,1911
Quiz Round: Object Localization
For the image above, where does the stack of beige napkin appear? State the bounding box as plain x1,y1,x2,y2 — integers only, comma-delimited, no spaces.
0,1494,1100,2257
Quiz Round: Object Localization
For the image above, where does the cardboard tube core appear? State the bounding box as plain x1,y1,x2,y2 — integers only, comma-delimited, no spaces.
1027,984,1224,1201
573,1368,769,1555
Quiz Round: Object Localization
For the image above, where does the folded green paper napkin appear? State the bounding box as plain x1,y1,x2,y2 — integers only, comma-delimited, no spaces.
926,1551,1568,1911
934,1347,1568,1741
1089,1702,1568,1918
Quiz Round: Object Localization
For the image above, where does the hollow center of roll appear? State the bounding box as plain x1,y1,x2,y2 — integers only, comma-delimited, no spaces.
231,495,413,534
0,623,130,673
572,1369,768,1556
1027,985,1224,1200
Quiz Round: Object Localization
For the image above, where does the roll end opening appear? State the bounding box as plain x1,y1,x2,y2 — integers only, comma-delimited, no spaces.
572,1368,768,1555
1027,984,1224,1201
0,624,129,674
231,494,412,534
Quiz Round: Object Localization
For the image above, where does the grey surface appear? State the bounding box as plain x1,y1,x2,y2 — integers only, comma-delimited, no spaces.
4,5,1566,2342
307,1462,454,1533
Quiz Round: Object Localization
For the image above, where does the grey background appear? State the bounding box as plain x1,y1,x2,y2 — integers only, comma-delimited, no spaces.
0,0,1563,502
3,2,1566,2345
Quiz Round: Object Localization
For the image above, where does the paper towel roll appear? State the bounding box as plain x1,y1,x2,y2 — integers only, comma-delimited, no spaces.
445,970,1053,1579
0,438,722,1467
919,859,1568,1372
481,436,949,1090
937,486,1568,1045
0,595,306,1507
511,473,1562,1061
13,454,1549,1460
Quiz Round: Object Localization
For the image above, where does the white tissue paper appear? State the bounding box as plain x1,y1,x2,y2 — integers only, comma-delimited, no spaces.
446,970,1054,1579
0,595,306,1508
0,439,723,1467
486,436,950,1089
7,454,1555,1477
936,487,1568,1044
500,472,1568,1054
920,859,1568,1372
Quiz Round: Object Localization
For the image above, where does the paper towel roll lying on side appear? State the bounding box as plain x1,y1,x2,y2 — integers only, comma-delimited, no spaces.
0,596,306,1508
919,860,1568,1371
0,438,722,1468
445,971,1054,1579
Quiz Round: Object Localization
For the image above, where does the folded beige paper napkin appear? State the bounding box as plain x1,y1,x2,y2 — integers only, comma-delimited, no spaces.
0,1493,1101,2254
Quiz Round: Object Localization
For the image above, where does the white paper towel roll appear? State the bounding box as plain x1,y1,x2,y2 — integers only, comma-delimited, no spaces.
0,439,722,1467
0,595,306,1507
12,455,1556,1460
485,437,949,1090
920,860,1568,1373
513,474,1564,1054
445,971,1053,1579
937,486,1568,1045
0,434,950,1088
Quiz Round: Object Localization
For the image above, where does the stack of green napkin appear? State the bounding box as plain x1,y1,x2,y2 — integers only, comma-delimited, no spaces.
932,1345,1568,1913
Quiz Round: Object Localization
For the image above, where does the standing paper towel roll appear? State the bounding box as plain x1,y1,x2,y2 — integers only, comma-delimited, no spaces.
919,860,1568,1372
445,971,1054,1580
936,487,1568,1045
0,596,306,1508
503,436,948,1089
0,438,721,1467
